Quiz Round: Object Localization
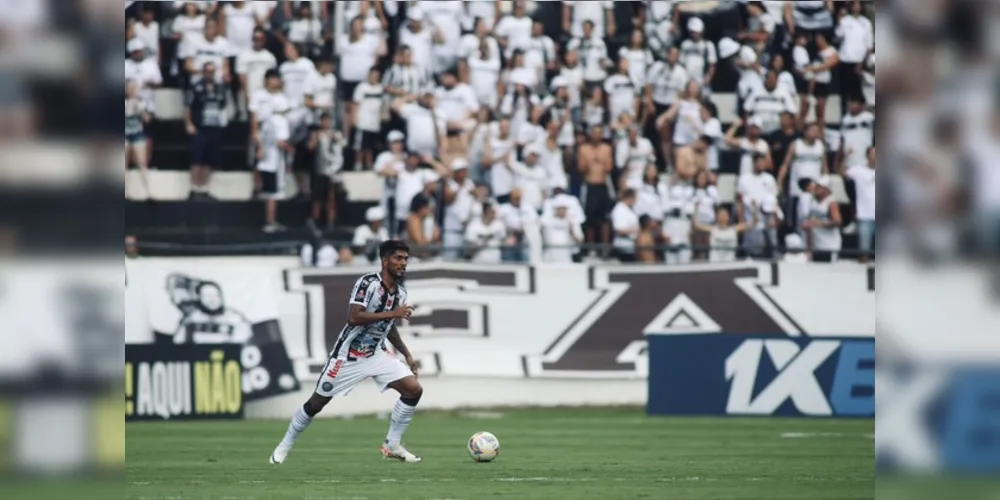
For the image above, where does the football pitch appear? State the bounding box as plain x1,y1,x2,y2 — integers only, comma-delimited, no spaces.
127,407,874,500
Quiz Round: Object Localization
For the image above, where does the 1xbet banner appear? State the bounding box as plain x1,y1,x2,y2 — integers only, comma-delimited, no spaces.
646,334,875,417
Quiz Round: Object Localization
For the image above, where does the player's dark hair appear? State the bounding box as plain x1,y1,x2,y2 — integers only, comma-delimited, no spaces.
379,240,409,259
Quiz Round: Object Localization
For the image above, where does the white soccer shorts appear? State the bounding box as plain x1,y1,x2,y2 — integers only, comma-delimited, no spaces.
314,351,414,398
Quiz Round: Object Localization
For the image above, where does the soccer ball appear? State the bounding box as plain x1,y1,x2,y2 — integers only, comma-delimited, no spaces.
467,431,500,462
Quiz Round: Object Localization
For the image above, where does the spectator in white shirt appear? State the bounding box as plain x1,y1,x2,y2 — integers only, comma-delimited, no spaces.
352,67,386,169
442,159,476,259
770,54,798,100
679,17,717,94
303,57,337,124
183,18,233,85
803,175,843,263
436,69,480,151
567,20,609,89
611,189,641,262
632,164,666,224
339,16,386,138
134,5,160,63
535,118,570,191
541,198,584,263
620,31,652,90
498,189,537,262
391,91,445,158
125,38,163,115
125,80,152,199
507,144,549,213
835,0,873,115
841,146,876,262
460,17,499,61
615,124,655,190
307,113,345,229
422,0,464,75
541,186,586,228
837,95,875,173
287,1,327,60
738,1,776,52
220,1,256,55
514,19,557,94
861,53,875,110
805,32,840,133
171,2,206,75
352,206,390,263
724,116,772,178
604,58,641,127
691,205,756,263
493,0,533,58
737,152,780,256
398,6,441,74
465,202,507,264
237,28,277,120
390,152,442,236
744,70,797,136
563,0,615,40
462,0,500,32
373,130,408,231
464,38,503,110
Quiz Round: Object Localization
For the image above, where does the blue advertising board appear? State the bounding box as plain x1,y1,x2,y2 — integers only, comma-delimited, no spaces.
647,334,874,417
647,334,1000,472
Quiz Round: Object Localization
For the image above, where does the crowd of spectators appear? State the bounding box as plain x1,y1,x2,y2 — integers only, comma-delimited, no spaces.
125,0,875,265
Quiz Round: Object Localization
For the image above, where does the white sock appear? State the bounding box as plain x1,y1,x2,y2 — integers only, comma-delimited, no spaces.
280,406,313,447
385,399,417,447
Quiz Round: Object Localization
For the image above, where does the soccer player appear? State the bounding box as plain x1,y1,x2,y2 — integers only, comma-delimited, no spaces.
269,240,423,463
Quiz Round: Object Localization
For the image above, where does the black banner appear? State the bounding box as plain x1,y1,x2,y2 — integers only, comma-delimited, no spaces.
125,344,244,421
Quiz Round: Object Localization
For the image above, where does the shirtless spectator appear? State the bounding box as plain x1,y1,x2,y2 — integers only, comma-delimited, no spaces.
577,125,614,255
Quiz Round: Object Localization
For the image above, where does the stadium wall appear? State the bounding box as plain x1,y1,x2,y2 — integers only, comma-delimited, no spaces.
125,258,875,417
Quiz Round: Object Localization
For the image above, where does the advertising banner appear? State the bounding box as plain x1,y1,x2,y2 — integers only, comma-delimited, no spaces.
137,264,300,402
646,334,875,417
126,344,244,421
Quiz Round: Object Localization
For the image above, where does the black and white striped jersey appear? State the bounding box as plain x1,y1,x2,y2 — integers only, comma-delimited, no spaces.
330,272,408,361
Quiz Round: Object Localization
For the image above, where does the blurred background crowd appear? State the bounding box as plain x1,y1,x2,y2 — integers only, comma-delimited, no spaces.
123,0,877,266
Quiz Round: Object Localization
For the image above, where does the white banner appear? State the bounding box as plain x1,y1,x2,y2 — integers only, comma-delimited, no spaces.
127,259,876,385
127,258,300,401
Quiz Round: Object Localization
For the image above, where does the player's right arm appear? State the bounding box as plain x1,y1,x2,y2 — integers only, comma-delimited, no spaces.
347,303,412,326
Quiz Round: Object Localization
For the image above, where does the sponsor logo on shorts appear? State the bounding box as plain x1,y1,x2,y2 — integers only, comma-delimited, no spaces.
326,359,344,379
321,382,333,392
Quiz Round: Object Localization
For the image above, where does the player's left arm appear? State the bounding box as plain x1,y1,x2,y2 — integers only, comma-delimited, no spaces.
387,324,418,375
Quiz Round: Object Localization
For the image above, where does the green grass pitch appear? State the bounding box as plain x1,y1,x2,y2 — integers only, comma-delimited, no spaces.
127,407,874,500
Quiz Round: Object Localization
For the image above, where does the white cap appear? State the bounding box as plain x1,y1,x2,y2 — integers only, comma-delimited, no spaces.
687,17,705,33
387,130,405,142
739,45,758,64
815,175,832,189
451,158,469,171
717,38,740,59
127,38,146,53
407,6,423,21
747,116,764,129
785,233,804,250
366,206,386,222
550,76,567,90
523,143,543,157
553,198,571,209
